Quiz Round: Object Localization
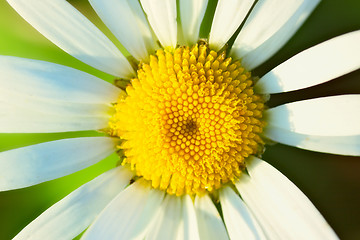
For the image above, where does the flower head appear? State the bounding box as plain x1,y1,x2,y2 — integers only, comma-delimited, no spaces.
109,44,266,196
1,0,359,239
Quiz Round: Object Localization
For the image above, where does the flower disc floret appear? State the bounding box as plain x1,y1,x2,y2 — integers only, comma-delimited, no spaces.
109,44,266,196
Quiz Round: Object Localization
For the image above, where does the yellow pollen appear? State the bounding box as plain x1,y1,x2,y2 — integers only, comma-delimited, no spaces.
109,44,266,196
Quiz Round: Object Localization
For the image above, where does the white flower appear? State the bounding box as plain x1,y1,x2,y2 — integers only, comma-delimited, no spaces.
1,0,359,239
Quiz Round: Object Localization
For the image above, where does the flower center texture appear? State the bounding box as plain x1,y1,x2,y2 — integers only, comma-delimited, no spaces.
109,43,266,196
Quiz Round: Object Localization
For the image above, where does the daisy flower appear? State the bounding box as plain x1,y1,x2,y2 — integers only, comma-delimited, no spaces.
1,0,359,239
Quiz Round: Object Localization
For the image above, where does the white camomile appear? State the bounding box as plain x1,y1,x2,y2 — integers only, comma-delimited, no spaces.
1,0,359,239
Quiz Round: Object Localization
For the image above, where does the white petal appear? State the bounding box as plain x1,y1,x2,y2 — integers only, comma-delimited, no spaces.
236,176,281,240
0,137,116,191
256,30,360,93
0,97,110,133
180,0,208,46
0,106,109,133
89,0,158,61
231,0,320,70
209,0,254,51
235,157,339,240
194,195,229,240
146,194,182,240
0,56,121,133
1,90,111,117
177,195,200,240
140,0,177,48
265,95,360,136
264,125,360,156
220,186,265,240
7,0,134,77
82,181,164,240
14,167,133,240
0,56,122,104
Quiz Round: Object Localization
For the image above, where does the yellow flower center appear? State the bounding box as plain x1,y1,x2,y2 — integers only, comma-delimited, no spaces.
109,44,266,196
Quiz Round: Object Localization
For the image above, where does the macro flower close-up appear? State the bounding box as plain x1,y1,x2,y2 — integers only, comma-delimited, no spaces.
0,0,360,239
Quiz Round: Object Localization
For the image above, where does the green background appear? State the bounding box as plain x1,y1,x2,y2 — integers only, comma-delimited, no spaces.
0,0,359,239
